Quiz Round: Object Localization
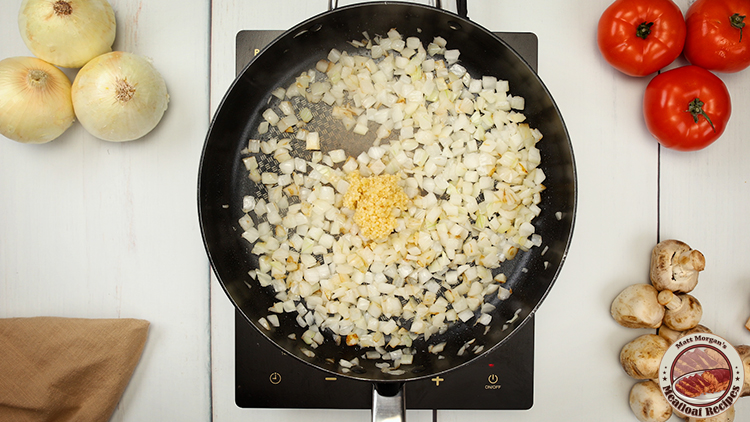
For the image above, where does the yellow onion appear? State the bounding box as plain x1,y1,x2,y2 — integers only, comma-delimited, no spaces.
0,56,75,144
72,51,169,142
18,0,116,68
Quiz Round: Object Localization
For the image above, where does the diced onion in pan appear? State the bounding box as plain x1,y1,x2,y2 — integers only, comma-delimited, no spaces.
239,30,547,370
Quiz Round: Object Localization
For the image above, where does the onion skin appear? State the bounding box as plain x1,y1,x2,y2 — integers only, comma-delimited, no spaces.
0,56,75,144
72,51,169,142
18,0,116,69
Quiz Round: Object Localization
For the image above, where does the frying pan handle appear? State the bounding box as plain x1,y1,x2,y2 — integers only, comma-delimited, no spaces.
432,0,468,17
372,383,405,422
327,0,469,18
455,0,467,18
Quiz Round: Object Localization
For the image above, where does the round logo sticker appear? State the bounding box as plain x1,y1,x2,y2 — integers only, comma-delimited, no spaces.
659,333,744,419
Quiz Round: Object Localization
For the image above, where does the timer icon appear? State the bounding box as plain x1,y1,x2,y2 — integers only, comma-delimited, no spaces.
269,372,281,385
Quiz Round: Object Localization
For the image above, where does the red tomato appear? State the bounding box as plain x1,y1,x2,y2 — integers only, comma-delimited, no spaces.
643,66,732,151
684,0,750,73
597,0,687,77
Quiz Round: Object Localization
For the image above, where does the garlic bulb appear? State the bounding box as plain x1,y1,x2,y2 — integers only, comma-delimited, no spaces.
72,52,169,142
0,56,75,144
18,0,116,68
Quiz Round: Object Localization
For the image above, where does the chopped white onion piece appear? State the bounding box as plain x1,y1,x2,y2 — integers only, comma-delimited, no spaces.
329,149,346,163
306,132,320,150
262,108,279,125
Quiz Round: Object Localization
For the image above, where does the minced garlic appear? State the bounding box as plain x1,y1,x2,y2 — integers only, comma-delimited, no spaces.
342,172,408,240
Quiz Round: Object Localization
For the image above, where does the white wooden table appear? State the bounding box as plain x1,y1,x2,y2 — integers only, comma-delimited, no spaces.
2,0,749,421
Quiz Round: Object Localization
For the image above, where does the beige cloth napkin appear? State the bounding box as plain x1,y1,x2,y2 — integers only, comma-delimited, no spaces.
0,317,150,422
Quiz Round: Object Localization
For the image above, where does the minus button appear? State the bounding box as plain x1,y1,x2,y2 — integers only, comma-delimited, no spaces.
325,377,337,381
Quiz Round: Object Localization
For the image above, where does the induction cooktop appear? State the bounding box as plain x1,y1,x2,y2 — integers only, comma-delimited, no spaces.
234,28,538,411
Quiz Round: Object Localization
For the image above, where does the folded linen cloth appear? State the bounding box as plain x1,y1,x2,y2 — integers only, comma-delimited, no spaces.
0,317,149,422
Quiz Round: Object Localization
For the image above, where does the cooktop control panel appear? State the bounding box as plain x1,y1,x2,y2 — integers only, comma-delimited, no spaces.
235,310,534,409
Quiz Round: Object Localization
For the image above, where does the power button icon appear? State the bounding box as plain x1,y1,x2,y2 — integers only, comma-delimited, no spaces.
488,374,499,384
269,372,281,385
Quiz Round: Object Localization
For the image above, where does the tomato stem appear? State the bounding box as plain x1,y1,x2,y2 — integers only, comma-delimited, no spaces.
730,13,746,42
686,98,716,132
636,21,654,40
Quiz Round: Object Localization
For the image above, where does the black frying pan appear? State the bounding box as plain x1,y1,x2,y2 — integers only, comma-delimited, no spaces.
199,1,576,419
